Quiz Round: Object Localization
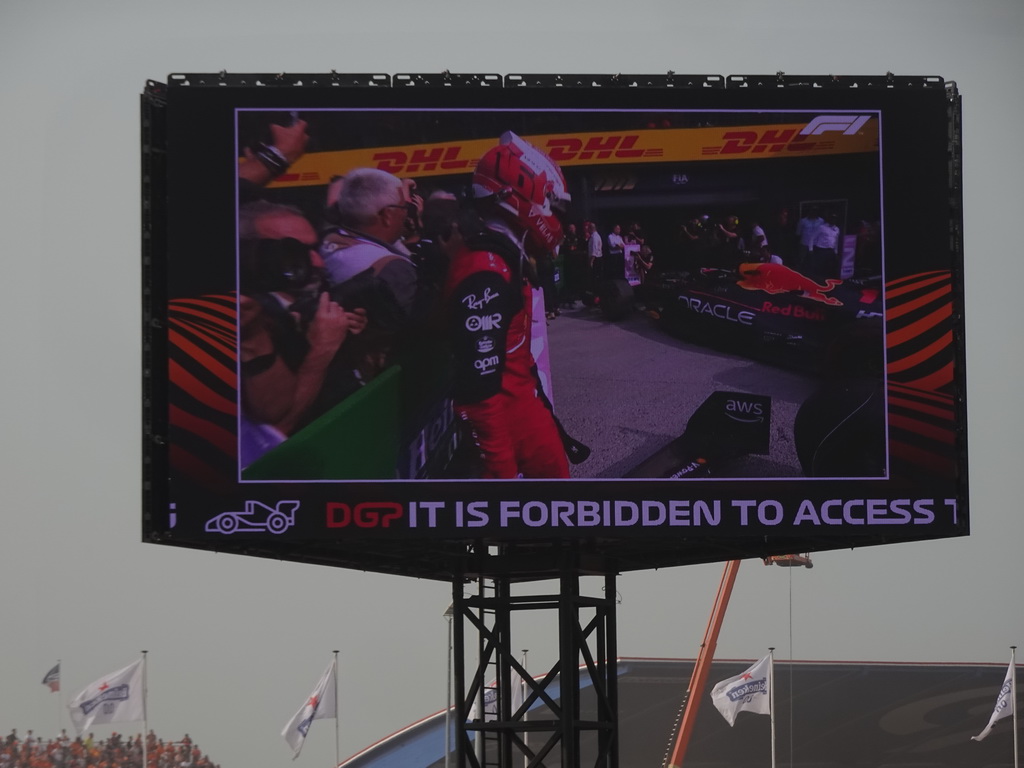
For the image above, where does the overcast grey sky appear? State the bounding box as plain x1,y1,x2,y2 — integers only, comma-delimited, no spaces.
2,1,1022,767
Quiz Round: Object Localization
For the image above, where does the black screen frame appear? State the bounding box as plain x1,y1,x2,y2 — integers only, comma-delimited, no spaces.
141,73,967,580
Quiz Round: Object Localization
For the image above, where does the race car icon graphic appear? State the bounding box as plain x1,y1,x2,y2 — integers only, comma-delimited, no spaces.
205,500,300,535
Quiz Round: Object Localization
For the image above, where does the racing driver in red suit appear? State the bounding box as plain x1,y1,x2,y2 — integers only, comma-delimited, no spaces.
444,131,572,479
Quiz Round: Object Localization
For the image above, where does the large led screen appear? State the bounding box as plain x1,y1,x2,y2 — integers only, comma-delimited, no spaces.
142,74,967,579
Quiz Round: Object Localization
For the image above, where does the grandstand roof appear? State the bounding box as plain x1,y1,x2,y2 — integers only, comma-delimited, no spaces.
341,658,1017,768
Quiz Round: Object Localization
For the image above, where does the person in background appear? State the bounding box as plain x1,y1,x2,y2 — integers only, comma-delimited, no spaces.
749,218,768,251
560,221,586,307
586,220,603,282
795,205,824,272
810,210,841,278
606,223,626,280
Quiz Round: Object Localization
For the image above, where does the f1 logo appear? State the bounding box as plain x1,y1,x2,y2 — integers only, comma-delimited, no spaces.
800,115,871,136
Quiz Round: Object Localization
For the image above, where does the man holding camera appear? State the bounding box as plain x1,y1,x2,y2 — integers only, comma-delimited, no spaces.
238,201,365,447
320,167,419,316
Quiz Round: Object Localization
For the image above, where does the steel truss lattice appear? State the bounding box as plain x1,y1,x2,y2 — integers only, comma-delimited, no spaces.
450,574,619,768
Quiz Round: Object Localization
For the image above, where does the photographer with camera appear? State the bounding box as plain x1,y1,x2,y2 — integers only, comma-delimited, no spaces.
317,168,431,386
238,201,366,461
320,168,418,311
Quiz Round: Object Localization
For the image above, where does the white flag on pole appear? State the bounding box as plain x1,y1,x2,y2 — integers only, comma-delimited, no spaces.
42,663,61,693
68,659,145,735
469,685,498,722
971,659,1015,741
510,654,527,715
469,655,528,723
282,658,338,759
710,654,772,726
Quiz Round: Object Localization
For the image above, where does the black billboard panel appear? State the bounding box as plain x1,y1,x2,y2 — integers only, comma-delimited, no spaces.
142,74,966,579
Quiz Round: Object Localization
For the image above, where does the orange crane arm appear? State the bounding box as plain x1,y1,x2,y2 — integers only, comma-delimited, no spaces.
666,559,741,768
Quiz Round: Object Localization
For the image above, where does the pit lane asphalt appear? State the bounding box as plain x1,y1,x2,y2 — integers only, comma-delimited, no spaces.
542,302,820,480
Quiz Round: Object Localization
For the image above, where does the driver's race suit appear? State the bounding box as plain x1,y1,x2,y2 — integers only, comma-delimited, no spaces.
443,232,569,479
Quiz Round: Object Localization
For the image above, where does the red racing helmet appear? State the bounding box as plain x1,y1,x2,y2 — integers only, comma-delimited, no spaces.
472,131,571,253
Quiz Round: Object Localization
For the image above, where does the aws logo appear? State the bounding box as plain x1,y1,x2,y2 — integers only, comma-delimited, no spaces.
725,398,765,424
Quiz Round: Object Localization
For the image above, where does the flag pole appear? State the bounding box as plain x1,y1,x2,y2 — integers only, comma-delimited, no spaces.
768,647,776,768
141,651,148,768
444,603,454,768
1011,646,1018,768
56,659,62,736
333,651,341,768
521,650,529,768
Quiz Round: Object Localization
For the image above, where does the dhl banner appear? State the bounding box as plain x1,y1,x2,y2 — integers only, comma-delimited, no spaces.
264,119,879,189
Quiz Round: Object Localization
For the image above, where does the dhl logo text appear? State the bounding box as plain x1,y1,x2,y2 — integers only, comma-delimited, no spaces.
704,129,831,156
372,135,662,175
374,146,472,175
703,116,873,156
544,135,662,162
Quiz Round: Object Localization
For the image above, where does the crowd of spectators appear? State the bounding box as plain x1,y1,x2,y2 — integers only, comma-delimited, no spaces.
565,206,881,305
557,209,814,308
237,117,459,466
1,730,217,768
552,204,883,303
669,208,853,278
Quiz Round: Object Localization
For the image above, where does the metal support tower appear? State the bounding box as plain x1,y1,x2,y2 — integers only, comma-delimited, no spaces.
450,572,618,768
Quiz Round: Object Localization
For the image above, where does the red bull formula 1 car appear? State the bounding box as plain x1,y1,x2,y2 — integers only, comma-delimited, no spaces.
636,261,885,373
